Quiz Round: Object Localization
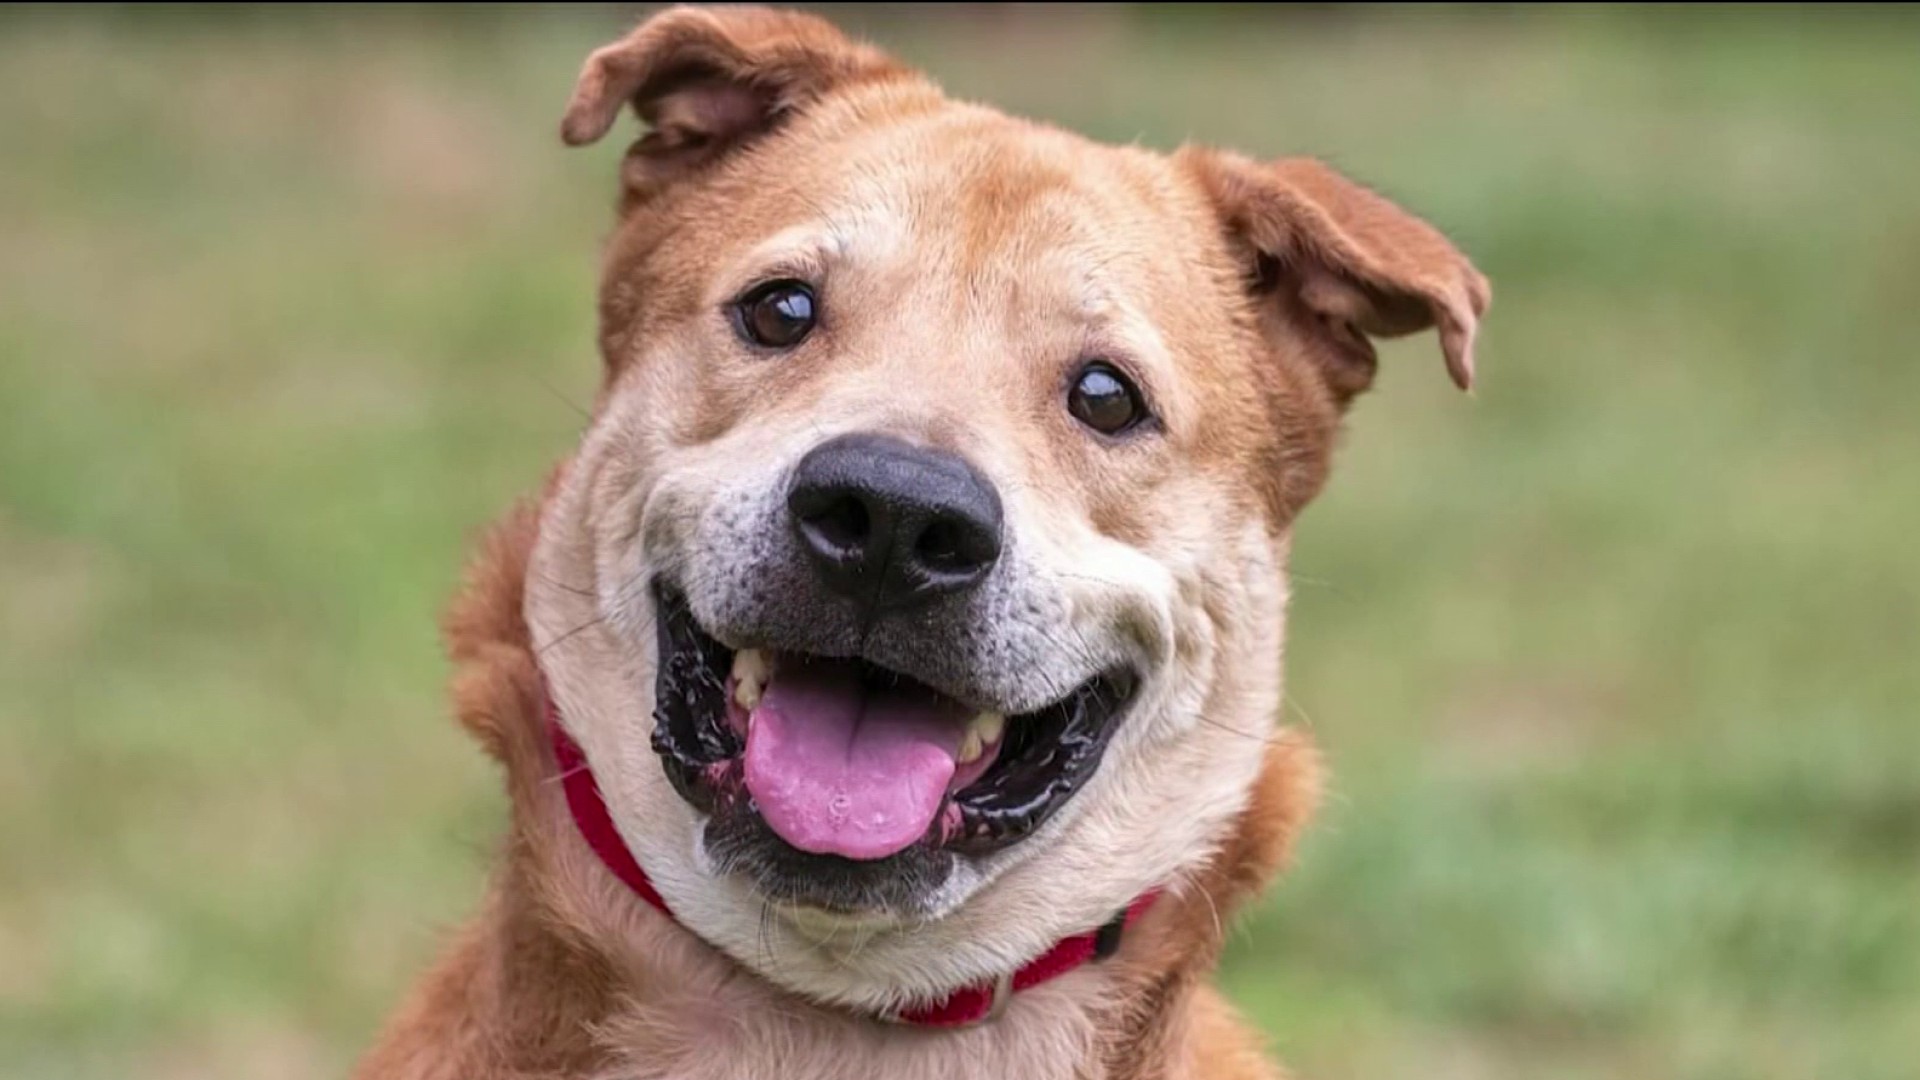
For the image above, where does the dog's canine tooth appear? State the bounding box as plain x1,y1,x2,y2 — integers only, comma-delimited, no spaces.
731,649,770,712
973,711,1005,747
956,711,1005,765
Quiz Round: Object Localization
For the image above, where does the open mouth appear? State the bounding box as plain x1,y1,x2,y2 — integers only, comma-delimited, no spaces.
650,584,1136,862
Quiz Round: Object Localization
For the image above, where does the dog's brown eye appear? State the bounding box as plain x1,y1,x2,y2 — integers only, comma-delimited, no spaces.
1068,362,1146,435
734,280,817,349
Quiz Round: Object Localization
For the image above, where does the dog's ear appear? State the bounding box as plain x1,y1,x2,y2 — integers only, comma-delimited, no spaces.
1180,148,1490,404
560,5,905,203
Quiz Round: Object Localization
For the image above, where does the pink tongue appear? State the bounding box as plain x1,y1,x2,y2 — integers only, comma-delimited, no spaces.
742,658,968,861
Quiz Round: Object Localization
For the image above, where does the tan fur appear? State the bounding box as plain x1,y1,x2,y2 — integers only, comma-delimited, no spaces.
358,7,1485,1078
359,501,1317,1080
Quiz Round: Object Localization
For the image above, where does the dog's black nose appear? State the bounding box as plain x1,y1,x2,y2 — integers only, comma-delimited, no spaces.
787,433,1003,611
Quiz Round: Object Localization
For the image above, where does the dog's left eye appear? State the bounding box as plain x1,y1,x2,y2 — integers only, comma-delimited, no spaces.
733,280,817,349
1068,361,1148,435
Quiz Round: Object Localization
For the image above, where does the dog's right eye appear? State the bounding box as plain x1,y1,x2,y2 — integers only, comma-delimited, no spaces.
733,280,817,349
1068,361,1149,436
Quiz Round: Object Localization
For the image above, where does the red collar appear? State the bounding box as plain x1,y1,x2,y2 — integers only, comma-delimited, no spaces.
544,692,1157,1027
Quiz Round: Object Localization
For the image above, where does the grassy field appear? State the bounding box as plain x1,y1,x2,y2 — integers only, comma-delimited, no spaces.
3,4,1918,1078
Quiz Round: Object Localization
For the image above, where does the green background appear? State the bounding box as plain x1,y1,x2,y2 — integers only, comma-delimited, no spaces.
3,4,1917,1077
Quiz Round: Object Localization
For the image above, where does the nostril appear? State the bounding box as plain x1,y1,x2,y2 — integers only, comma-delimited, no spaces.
799,493,870,560
916,520,963,570
914,516,996,576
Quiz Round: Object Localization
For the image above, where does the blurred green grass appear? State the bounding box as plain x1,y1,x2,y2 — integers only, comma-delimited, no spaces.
3,5,1917,1078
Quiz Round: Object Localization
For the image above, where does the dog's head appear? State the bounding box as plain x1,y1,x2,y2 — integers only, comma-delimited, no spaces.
526,6,1486,1013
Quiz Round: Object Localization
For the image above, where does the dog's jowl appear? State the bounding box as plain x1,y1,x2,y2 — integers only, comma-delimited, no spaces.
356,6,1489,1079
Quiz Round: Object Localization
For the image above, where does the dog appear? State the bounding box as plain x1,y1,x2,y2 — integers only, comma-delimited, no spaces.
354,6,1488,1078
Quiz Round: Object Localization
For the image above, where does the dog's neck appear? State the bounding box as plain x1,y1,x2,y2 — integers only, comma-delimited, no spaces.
358,495,1321,1079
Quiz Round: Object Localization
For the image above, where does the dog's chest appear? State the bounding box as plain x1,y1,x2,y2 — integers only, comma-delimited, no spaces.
592,983,1114,1080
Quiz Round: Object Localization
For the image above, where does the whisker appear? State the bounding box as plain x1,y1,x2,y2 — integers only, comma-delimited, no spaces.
1282,692,1319,732
531,374,593,423
756,897,778,972
542,762,593,787
1192,712,1288,746
1059,624,1099,670
1195,873,1226,946
535,570,597,599
536,615,606,657
1286,572,1350,598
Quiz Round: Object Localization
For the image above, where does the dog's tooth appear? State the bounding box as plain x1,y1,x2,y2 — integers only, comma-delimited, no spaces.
731,649,769,711
955,712,1002,766
956,729,984,765
972,711,1005,747
735,680,761,712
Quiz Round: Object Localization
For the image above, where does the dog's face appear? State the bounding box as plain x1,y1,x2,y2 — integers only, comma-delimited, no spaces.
526,7,1486,1012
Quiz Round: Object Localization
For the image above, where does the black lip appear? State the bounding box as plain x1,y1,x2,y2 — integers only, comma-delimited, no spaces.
649,591,738,814
943,666,1137,855
648,582,1138,861
704,811,958,915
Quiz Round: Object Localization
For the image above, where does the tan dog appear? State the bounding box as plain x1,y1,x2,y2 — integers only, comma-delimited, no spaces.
355,6,1488,1078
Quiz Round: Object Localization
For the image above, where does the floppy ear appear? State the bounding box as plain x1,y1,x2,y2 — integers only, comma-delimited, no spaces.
1179,148,1490,404
560,5,906,203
